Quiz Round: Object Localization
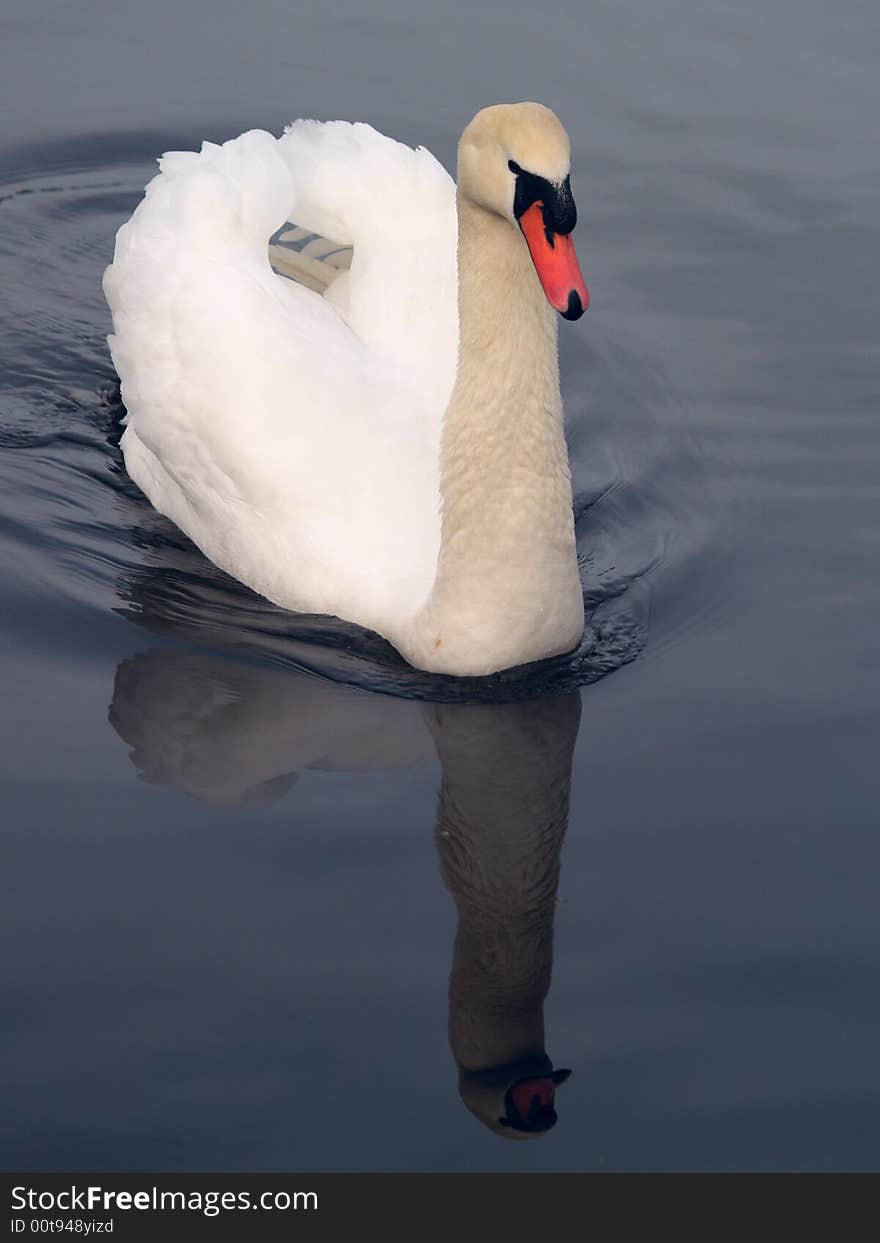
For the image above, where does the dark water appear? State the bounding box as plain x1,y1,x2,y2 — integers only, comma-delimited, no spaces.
2,0,878,1171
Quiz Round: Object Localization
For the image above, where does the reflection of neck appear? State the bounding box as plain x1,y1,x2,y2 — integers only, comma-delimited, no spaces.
428,694,580,1072
401,195,584,675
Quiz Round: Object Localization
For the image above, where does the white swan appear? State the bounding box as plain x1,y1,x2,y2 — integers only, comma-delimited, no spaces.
103,102,590,676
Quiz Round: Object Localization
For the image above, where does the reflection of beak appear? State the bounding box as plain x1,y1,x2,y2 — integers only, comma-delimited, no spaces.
519,200,589,320
509,1076,557,1124
500,1066,573,1134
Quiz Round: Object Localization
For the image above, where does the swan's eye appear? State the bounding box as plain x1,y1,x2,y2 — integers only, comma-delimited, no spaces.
508,160,523,175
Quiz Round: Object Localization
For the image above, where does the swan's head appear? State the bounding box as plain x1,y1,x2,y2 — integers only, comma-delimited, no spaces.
458,102,589,321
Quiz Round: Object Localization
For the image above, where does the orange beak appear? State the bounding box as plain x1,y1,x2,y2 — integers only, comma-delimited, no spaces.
519,200,590,320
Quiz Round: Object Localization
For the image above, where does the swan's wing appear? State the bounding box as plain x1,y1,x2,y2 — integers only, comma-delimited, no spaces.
277,119,458,387
103,125,455,628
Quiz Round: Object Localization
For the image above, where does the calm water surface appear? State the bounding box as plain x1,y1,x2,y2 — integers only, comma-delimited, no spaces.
1,0,878,1170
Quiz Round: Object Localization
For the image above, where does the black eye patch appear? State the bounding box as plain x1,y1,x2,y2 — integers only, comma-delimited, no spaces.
510,163,577,241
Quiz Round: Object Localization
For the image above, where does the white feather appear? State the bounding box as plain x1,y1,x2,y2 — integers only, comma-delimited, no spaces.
104,123,458,635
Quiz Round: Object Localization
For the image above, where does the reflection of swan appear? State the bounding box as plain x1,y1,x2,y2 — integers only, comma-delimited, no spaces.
110,651,432,804
103,103,590,676
427,697,578,1138
109,650,578,1137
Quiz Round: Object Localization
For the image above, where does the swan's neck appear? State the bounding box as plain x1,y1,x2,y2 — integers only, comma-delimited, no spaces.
403,193,583,676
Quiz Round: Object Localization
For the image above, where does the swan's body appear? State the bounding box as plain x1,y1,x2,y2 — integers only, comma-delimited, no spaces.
104,104,589,675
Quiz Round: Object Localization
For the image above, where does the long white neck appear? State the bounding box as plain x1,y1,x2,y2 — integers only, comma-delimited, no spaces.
399,193,583,676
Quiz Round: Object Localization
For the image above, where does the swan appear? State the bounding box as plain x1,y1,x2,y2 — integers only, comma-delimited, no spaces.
103,102,590,677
